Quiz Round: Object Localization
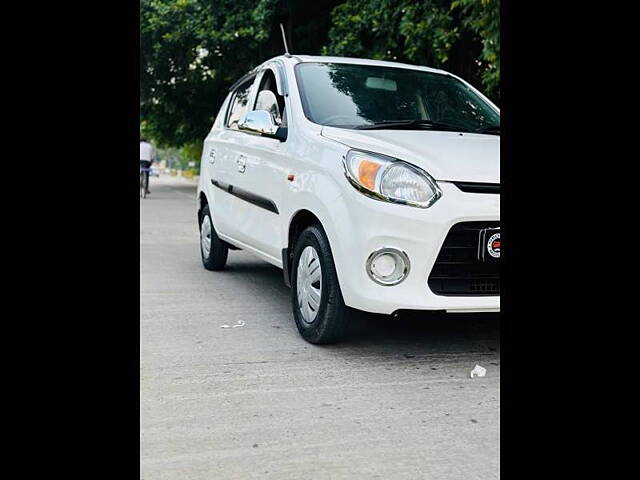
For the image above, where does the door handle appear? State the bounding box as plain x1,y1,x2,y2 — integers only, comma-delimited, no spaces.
208,149,216,164
236,156,246,173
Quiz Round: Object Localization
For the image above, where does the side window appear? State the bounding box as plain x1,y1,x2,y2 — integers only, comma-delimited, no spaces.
226,79,254,130
254,70,287,127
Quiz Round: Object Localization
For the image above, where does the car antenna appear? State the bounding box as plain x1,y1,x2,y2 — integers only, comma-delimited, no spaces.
279,23,291,57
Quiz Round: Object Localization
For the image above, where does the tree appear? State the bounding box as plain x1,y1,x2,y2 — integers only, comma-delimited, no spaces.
140,0,283,147
451,0,499,100
323,0,499,101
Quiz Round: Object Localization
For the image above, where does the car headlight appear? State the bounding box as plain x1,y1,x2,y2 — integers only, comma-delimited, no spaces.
343,150,442,208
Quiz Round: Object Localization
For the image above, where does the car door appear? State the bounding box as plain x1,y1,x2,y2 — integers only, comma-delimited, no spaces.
223,67,291,262
204,75,258,241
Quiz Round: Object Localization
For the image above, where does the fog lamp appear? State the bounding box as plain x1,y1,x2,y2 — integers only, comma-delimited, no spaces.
366,248,410,286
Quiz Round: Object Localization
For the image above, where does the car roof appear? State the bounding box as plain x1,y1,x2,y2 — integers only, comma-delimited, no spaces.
287,55,447,75
229,55,454,92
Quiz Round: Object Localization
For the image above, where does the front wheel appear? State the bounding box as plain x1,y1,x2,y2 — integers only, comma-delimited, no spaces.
291,224,349,344
199,204,228,270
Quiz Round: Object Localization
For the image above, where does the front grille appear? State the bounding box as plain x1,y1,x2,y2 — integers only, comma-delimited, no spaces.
428,222,500,296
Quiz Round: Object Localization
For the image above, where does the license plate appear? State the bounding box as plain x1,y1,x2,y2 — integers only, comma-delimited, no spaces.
478,227,500,262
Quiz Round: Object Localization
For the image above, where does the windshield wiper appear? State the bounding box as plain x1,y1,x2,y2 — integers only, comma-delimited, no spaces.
355,119,471,132
476,125,500,135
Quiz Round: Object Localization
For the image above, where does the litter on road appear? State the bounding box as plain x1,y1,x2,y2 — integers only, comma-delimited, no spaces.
220,320,246,329
470,364,487,378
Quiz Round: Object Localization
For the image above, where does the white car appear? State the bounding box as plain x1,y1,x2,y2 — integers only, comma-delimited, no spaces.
197,55,499,344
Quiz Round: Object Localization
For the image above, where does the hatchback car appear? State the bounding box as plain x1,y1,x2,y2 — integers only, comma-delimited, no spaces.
197,55,499,344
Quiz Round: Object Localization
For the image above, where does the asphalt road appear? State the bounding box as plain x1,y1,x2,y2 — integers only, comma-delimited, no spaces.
140,175,500,479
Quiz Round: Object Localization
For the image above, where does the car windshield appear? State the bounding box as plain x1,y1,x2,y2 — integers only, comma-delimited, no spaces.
294,62,499,133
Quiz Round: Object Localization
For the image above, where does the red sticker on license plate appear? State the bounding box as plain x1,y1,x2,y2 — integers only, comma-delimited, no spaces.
479,228,500,262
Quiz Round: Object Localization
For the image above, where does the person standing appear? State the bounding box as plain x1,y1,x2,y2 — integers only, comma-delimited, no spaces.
140,137,154,194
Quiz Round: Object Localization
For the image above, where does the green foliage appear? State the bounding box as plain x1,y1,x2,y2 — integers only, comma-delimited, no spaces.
323,0,499,100
322,1,457,66
451,0,499,99
180,142,203,170
155,146,181,168
154,143,202,171
140,0,282,147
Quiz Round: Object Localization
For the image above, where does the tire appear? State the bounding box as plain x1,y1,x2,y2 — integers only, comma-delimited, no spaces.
199,204,228,270
291,224,349,344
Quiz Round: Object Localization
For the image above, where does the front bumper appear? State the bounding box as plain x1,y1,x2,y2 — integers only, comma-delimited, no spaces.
326,181,500,314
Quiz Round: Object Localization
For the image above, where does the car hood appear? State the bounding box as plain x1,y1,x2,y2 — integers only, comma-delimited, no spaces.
321,126,500,183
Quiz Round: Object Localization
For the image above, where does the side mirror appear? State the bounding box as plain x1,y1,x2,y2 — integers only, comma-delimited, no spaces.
239,110,280,136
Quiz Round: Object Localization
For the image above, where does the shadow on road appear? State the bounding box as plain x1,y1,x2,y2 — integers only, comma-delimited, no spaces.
223,257,500,353
342,311,499,357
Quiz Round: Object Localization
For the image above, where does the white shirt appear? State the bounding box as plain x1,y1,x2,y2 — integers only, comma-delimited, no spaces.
140,141,154,161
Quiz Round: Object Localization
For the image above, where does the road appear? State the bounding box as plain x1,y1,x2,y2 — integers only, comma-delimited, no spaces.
140,175,500,479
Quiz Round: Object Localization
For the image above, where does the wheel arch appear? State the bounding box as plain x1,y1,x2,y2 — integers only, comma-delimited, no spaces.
197,190,208,224
283,209,323,287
